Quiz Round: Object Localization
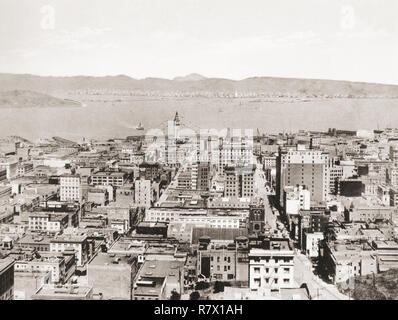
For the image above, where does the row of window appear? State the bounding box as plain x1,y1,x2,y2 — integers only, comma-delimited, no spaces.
210,256,232,263
211,265,231,272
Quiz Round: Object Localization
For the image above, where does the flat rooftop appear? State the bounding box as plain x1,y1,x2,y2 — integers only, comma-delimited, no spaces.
373,240,398,250
33,284,92,299
51,234,87,243
0,257,14,272
133,276,165,297
137,259,184,283
89,253,136,266
92,171,125,177
18,234,52,245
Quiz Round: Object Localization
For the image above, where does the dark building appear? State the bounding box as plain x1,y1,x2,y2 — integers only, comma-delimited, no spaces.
197,162,210,191
135,221,168,238
357,165,369,176
294,208,330,249
0,257,14,300
198,236,249,282
248,235,292,250
338,179,363,197
139,162,161,181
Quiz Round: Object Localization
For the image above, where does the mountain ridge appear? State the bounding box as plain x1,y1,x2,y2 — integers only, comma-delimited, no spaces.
0,73,398,98
0,90,81,108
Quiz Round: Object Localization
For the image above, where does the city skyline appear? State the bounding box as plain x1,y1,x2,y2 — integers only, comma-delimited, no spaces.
2,0,398,305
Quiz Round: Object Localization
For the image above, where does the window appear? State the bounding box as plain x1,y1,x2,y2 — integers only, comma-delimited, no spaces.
284,268,290,273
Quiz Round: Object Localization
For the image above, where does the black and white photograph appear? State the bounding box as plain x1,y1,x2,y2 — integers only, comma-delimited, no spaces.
1,0,398,307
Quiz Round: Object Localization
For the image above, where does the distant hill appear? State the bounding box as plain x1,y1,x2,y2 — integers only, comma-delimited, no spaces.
0,73,398,98
173,73,207,82
0,135,32,145
0,90,81,108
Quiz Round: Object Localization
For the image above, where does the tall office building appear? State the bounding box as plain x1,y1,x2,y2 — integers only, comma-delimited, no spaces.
173,111,181,140
276,144,329,207
217,133,253,174
224,165,255,198
60,174,81,202
135,178,152,208
192,162,210,191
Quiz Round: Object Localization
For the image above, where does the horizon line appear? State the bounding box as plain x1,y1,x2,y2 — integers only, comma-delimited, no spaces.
1,72,398,87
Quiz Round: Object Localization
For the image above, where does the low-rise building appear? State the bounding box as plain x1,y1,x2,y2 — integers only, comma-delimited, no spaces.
14,255,68,284
32,284,94,300
371,240,398,272
17,234,52,252
87,253,139,300
91,171,126,187
28,212,69,233
167,222,193,244
319,241,377,285
198,237,249,283
302,232,324,258
50,234,90,267
132,259,184,300
248,239,295,295
13,270,51,300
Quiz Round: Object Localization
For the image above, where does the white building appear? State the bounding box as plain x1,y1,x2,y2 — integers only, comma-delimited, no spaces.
28,212,69,233
249,246,295,295
60,174,81,202
14,257,64,284
356,129,374,140
145,208,247,229
0,160,18,180
304,232,324,258
50,235,88,267
284,185,310,216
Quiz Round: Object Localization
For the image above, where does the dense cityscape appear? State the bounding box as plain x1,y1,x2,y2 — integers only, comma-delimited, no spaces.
1,1,397,316
1,111,398,300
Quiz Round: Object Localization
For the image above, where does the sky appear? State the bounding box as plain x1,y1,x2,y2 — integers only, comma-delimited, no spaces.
0,0,398,84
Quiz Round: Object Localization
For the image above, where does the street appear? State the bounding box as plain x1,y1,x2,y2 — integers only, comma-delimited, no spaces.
294,252,350,300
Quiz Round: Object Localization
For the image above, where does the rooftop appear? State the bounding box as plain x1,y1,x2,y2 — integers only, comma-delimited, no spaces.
33,284,93,299
89,252,136,267
137,259,184,281
51,234,87,243
0,257,14,272
133,276,166,297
